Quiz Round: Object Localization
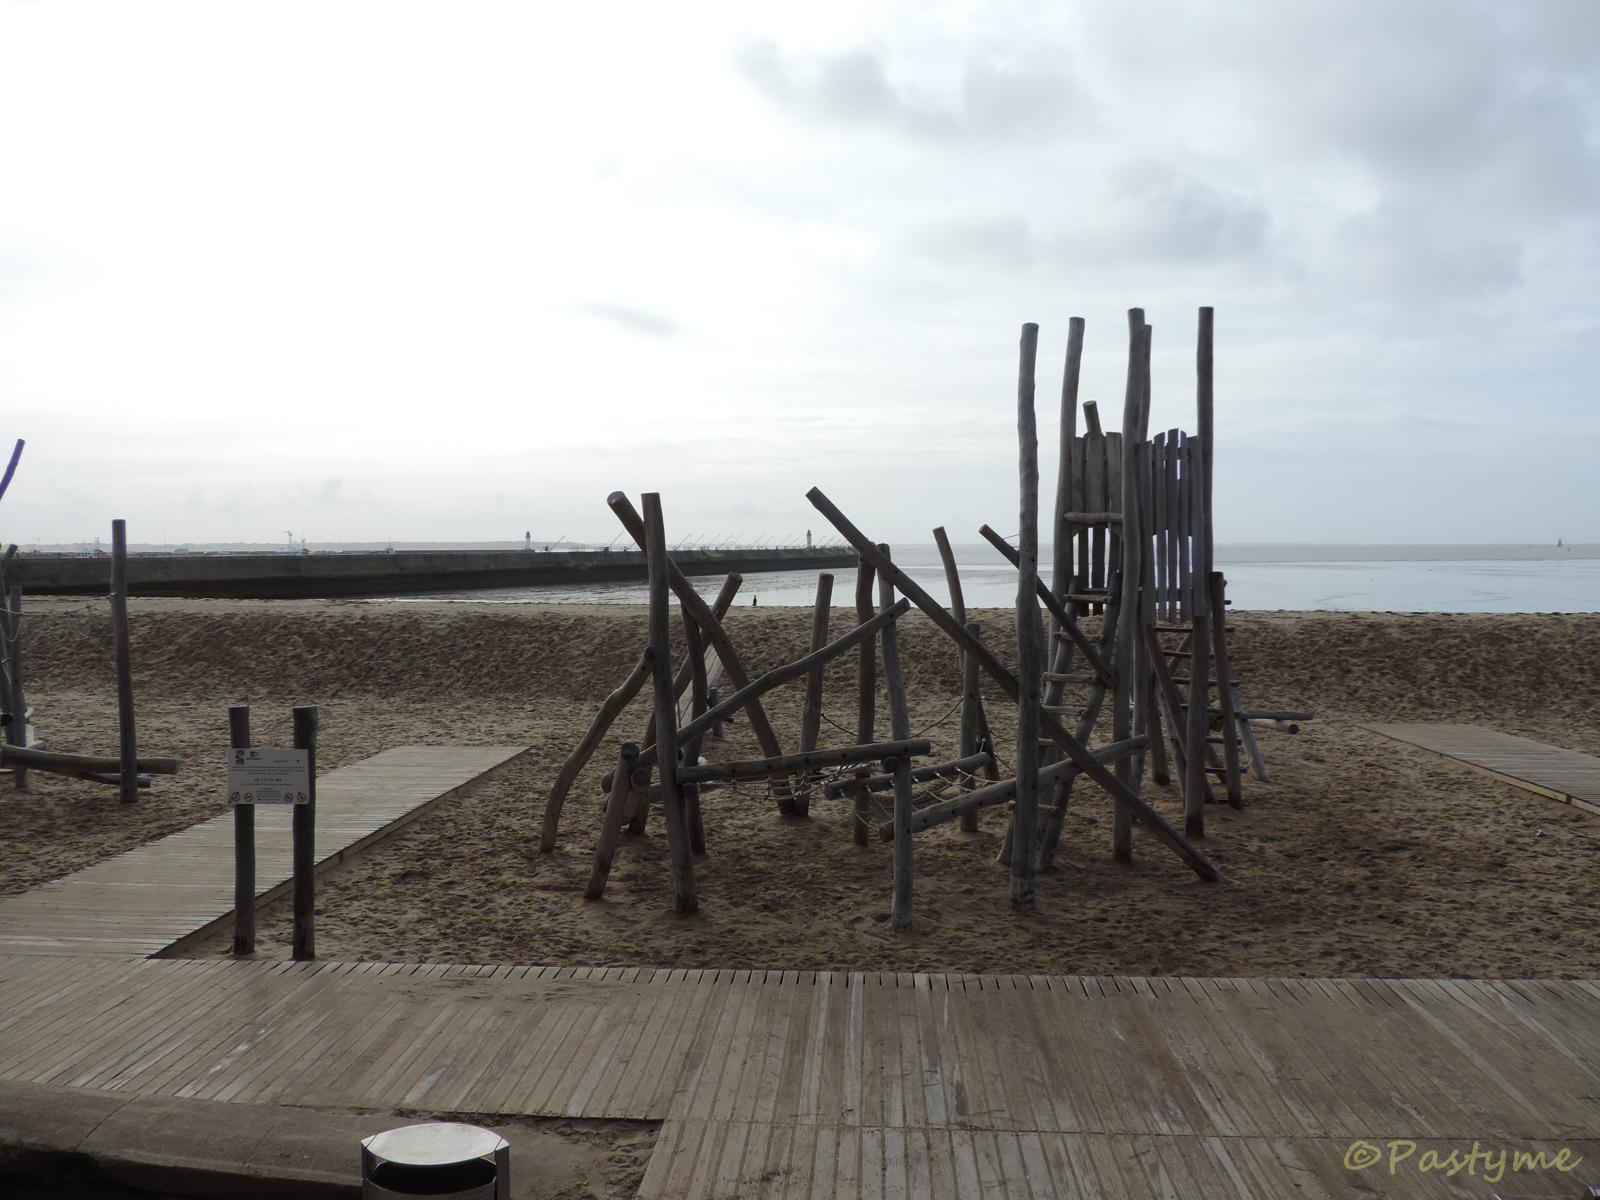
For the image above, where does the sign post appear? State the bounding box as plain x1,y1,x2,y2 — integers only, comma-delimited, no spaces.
229,705,254,955
225,705,318,960
292,705,318,961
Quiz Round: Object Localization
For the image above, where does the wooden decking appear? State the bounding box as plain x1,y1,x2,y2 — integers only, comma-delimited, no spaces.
0,745,527,957
1366,723,1600,816
0,957,1594,1196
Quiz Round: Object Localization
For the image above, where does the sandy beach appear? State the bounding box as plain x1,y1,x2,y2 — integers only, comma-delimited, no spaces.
4,597,1598,979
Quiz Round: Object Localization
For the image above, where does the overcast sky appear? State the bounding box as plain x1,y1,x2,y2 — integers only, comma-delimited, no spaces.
2,0,1597,548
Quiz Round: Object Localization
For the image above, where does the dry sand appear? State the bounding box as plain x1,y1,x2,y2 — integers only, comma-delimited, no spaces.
5,597,1599,979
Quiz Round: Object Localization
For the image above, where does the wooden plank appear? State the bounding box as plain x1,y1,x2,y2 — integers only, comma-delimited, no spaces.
0,746,528,958
1365,723,1600,815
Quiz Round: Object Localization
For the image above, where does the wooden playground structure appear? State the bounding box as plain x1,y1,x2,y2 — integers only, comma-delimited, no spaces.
540,308,1310,925
0,439,181,799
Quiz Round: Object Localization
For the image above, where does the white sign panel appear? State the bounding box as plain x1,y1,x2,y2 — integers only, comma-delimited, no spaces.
227,747,310,805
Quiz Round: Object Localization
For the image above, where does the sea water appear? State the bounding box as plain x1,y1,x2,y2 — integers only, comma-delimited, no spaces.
388,544,1600,613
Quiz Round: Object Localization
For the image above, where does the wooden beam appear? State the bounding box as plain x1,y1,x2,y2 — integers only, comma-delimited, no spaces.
977,525,1112,687
883,737,1149,838
586,743,642,900
677,737,932,783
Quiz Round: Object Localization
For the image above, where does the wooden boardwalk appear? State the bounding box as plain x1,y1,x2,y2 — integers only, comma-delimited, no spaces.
0,957,1593,1196
0,745,527,957
1366,723,1600,816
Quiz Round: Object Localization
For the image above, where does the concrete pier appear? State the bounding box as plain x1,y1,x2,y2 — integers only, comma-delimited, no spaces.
8,546,856,599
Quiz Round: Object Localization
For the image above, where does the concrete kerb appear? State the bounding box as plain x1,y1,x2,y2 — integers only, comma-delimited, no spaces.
0,1080,615,1199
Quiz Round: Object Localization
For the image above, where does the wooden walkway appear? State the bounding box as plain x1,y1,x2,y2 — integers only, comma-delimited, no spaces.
1366,723,1600,816
0,957,1593,1196
0,745,527,957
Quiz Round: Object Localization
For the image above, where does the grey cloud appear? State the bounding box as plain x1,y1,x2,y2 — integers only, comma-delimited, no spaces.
573,302,683,338
734,40,1085,141
905,214,1037,269
1337,201,1522,302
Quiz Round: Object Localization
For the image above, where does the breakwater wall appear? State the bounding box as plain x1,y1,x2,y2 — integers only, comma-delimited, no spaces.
9,547,858,599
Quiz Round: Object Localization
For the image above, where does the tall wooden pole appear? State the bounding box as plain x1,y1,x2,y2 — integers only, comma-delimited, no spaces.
1050,317,1085,644
1197,306,1215,575
1183,439,1211,837
853,556,876,845
110,520,137,804
877,546,915,931
643,493,697,914
1112,313,1146,862
291,704,318,961
1013,323,1042,907
230,705,255,955
4,586,26,791
796,572,834,817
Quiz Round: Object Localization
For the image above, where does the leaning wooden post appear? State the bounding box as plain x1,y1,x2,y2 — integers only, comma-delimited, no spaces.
643,493,697,914
1112,312,1146,862
541,646,654,852
291,704,318,961
852,556,876,844
229,704,255,955
1013,323,1042,905
1183,440,1211,837
3,586,26,790
110,519,138,804
877,546,914,931
586,742,641,899
796,571,834,817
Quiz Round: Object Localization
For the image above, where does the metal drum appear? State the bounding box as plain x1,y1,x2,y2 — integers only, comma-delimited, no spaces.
360,1122,510,1199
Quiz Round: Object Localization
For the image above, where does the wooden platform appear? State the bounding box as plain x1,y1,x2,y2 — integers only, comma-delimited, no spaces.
0,958,1593,1196
0,745,527,957
1365,723,1600,816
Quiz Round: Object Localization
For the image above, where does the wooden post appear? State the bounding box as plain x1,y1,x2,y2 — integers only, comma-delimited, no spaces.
1111,313,1145,862
541,646,654,852
852,556,876,843
230,705,255,956
1138,427,1170,788
643,493,697,914
586,742,641,899
851,766,871,847
958,621,983,832
1197,306,1215,574
1012,322,1042,907
680,612,710,853
1050,318,1085,644
291,704,318,961
877,547,914,931
796,572,834,817
3,586,25,790
110,520,138,804
1184,440,1211,837
854,557,876,744
1209,571,1245,805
